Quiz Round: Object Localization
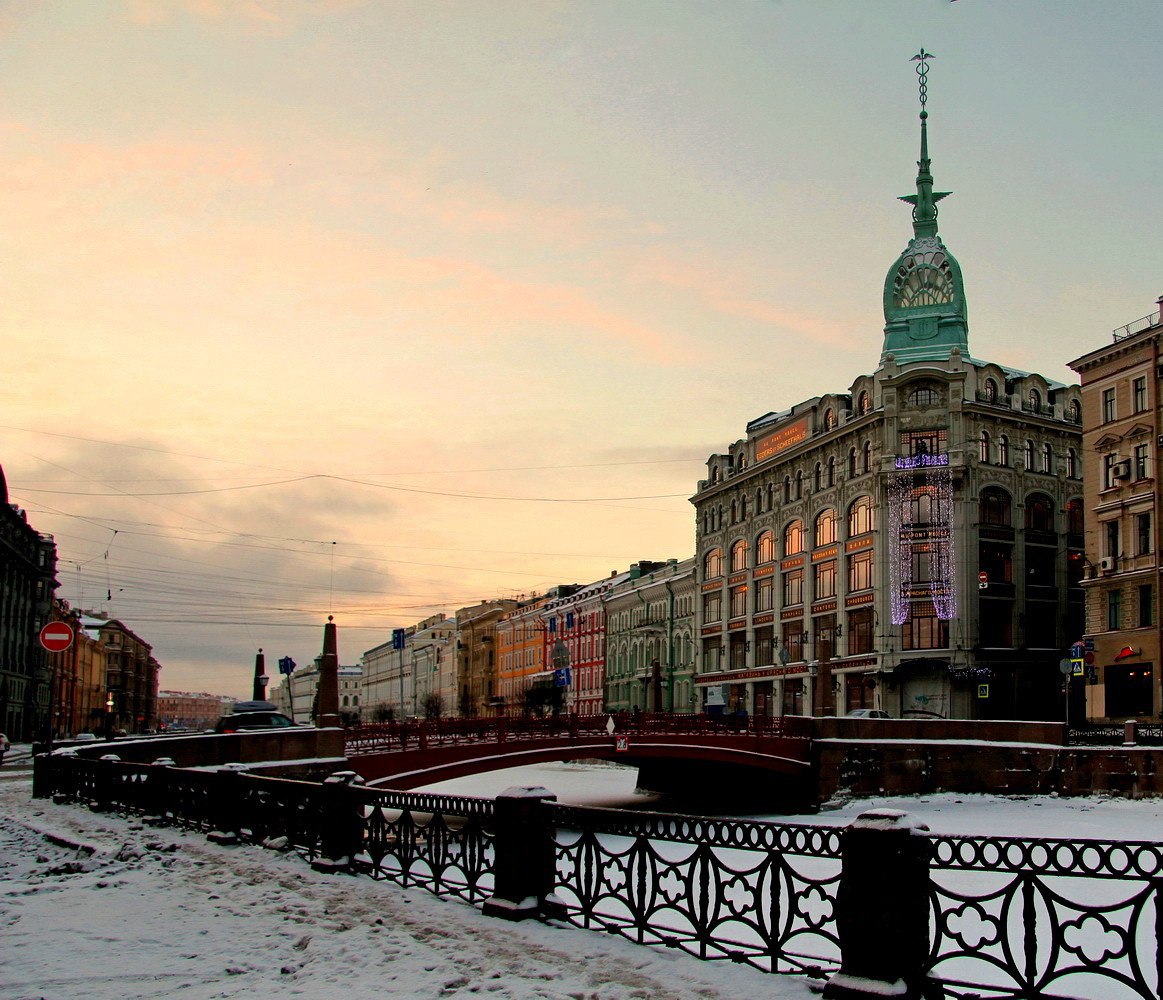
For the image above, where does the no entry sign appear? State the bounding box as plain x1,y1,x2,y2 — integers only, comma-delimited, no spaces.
39,621,75,653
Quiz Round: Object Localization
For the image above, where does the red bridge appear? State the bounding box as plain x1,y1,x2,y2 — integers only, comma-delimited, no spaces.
345,713,815,803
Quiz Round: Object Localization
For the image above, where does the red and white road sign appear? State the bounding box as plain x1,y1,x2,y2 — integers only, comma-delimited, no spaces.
39,621,75,653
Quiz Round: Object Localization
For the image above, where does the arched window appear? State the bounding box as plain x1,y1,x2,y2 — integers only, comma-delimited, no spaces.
980,430,991,464
1024,439,1035,470
862,441,872,473
730,499,737,523
795,471,803,499
858,391,872,415
1068,399,1081,423
815,509,837,547
998,435,1010,467
711,466,721,483
1026,493,1055,532
814,462,823,492
824,408,837,430
980,487,1012,526
784,476,792,503
1067,448,1078,478
1066,497,1084,536
756,530,775,564
827,456,836,487
984,378,998,403
906,383,941,407
704,548,723,578
1041,443,1053,474
738,453,748,470
784,520,805,557
848,495,874,535
848,448,857,478
1028,388,1042,411
731,539,748,572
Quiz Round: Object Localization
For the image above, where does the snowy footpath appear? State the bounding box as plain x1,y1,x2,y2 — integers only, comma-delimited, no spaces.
0,750,816,1000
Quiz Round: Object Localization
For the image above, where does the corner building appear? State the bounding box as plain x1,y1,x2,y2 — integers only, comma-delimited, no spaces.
692,67,1084,721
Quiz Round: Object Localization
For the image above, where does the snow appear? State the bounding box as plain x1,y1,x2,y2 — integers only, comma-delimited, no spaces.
8,747,1163,999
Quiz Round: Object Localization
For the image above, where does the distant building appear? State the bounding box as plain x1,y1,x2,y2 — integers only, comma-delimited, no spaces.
361,614,455,721
81,615,160,734
156,690,233,731
271,659,361,724
46,600,106,738
604,559,695,714
455,599,518,717
0,463,58,741
1068,296,1163,721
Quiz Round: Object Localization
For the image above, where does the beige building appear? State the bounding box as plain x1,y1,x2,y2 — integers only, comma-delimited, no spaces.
455,599,517,716
1068,297,1163,721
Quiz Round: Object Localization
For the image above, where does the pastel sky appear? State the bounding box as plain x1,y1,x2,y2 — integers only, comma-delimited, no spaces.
2,1,1160,699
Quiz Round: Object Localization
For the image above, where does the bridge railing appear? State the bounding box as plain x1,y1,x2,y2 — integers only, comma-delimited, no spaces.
34,749,1163,999
344,712,812,753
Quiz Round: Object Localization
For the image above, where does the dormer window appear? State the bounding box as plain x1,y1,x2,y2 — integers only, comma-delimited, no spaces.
906,383,940,407
858,391,872,415
983,378,998,403
824,408,836,430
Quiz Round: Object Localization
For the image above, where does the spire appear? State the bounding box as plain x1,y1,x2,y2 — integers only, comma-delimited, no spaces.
897,49,950,240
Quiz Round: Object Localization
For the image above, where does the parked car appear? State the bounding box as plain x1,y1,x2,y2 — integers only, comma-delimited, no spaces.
72,732,99,742
214,701,298,733
846,708,890,719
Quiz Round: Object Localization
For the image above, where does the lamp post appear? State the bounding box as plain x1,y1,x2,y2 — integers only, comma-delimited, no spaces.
104,693,115,742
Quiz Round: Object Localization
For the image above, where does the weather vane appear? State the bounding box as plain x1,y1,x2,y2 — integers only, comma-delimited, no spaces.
911,48,934,117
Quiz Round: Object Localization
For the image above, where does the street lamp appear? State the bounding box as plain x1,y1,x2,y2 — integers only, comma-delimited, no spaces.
104,693,116,742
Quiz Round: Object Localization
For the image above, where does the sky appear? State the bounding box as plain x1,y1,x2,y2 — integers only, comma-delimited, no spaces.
8,750,1163,998
1,1,1160,698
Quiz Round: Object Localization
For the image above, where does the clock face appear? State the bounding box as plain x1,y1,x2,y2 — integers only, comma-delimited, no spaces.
893,244,955,309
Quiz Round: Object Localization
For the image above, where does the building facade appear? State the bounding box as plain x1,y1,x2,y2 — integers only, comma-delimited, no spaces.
83,615,160,734
46,600,107,739
454,599,517,717
691,61,1083,721
543,575,624,716
1068,297,1163,721
604,559,696,714
0,464,58,741
156,690,234,731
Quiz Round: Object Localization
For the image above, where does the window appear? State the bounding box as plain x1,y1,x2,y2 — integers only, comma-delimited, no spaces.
858,391,872,415
704,548,723,579
1067,448,1078,479
1025,494,1054,532
1066,498,1084,537
784,476,792,503
907,383,941,407
703,592,722,623
848,448,858,478
1140,585,1154,628
862,441,872,473
1105,520,1120,559
814,462,822,492
1024,439,1035,470
1107,589,1122,631
998,435,1010,467
902,604,949,651
1134,376,1147,413
1137,513,1152,556
784,520,804,556
979,430,991,464
827,457,835,487
983,378,998,403
815,509,837,546
815,560,837,599
1068,399,1081,423
1041,443,1052,474
1103,387,1117,423
1103,452,1121,490
783,621,805,661
901,429,947,457
1135,443,1150,481
848,550,873,592
731,540,748,572
980,488,1012,526
756,577,774,612
1028,388,1042,411
824,408,836,429
848,495,874,535
756,530,775,564
847,609,874,655
782,569,804,607
795,471,803,499
730,585,747,619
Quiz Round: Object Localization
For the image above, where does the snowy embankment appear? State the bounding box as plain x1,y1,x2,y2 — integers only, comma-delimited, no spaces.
0,751,816,1000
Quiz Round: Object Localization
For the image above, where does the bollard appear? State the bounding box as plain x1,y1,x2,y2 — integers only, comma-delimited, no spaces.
145,758,177,826
312,771,366,874
208,764,249,845
823,809,943,1000
482,786,565,922
1125,719,1138,746
91,754,122,813
32,751,51,799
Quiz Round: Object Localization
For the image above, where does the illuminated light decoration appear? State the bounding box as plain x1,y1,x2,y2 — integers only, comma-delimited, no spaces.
889,455,957,625
926,461,957,620
888,472,913,625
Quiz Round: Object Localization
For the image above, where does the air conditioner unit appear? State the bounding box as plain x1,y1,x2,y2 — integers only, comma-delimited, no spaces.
1100,556,1115,572
1113,461,1131,480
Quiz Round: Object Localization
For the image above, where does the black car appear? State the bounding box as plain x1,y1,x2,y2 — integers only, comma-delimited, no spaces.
214,701,299,733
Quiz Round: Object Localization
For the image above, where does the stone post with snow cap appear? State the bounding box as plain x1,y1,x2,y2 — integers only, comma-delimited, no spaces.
823,808,943,1000
482,786,565,922
316,616,340,729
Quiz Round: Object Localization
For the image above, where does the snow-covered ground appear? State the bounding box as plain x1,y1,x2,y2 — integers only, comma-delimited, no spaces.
7,748,1163,1000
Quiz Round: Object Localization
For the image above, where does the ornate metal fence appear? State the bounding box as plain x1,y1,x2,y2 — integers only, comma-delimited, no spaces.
928,832,1163,999
33,751,1163,998
551,804,842,977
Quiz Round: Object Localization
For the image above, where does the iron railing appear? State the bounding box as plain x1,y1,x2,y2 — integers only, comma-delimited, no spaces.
34,751,1163,999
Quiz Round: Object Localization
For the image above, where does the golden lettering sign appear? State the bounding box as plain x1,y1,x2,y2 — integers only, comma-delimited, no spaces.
755,417,810,463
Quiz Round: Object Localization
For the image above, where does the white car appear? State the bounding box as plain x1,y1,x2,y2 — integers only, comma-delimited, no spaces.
846,709,890,719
